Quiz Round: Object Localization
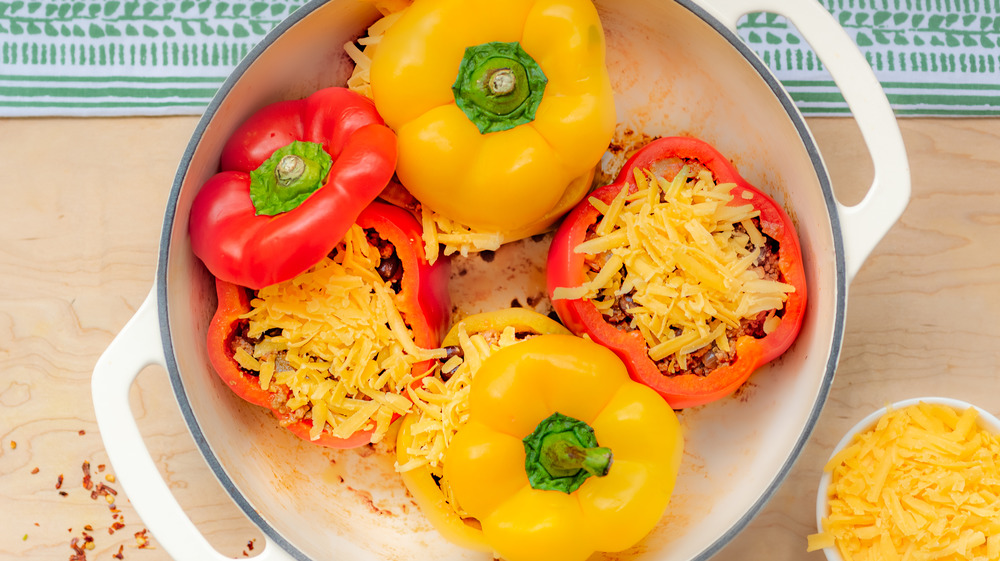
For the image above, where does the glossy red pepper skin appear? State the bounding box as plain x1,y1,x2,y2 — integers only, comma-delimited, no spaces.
206,202,451,448
547,137,807,409
190,87,397,290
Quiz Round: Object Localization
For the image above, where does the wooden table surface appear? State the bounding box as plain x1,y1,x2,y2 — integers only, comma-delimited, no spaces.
1,115,998,561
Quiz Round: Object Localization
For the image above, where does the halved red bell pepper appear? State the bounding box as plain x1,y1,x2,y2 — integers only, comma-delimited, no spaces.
547,136,807,409
190,87,397,289
206,202,451,448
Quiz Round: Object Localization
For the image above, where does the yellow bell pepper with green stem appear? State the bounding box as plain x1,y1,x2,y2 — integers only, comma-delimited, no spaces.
444,334,683,561
395,308,571,552
369,0,616,238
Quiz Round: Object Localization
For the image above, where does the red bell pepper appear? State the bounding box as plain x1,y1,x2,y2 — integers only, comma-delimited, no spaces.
190,87,397,289
547,136,807,409
206,202,451,448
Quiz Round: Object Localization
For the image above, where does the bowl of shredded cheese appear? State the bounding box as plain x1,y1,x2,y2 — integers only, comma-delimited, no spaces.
810,397,1000,561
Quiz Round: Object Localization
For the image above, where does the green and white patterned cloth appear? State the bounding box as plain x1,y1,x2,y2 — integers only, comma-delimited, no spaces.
1,0,999,117
740,0,1000,116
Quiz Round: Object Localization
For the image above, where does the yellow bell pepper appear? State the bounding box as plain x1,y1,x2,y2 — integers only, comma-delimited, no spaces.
444,334,684,561
395,308,570,552
369,0,616,237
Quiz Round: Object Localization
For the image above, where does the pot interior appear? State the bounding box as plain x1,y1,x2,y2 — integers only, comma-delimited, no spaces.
160,0,844,559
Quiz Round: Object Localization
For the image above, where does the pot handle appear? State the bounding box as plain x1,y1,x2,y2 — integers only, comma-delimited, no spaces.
92,288,296,561
700,0,910,282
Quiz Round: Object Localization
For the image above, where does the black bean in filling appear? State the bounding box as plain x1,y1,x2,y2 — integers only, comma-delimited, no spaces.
365,228,404,291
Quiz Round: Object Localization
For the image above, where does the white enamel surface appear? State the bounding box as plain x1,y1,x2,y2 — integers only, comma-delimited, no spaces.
91,291,296,561
90,0,910,560
815,398,1000,561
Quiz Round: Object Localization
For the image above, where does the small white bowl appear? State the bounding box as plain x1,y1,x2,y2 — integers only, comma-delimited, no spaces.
815,397,1000,561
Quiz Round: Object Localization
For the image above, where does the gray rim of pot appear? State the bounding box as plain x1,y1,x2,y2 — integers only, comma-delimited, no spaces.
155,1,846,559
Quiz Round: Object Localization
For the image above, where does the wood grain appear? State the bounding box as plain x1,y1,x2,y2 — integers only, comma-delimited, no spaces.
1,115,998,560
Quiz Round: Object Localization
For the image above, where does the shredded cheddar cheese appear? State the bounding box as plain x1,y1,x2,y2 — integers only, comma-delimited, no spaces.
239,225,443,443
808,402,1000,561
397,324,525,515
552,166,795,372
419,206,504,265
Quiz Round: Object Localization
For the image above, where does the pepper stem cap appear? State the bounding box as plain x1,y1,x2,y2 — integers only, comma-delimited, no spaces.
523,412,613,494
452,41,547,135
249,140,333,216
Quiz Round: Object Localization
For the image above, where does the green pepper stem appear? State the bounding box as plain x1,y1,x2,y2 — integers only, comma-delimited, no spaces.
488,68,516,96
522,412,613,494
249,140,333,216
452,41,547,135
540,434,613,478
275,154,307,187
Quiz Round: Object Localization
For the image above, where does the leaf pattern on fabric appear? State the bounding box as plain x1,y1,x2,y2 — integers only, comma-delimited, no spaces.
1,0,999,116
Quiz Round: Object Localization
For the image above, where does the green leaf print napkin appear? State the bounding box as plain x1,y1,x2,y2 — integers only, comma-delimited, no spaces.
739,0,1000,116
1,0,999,117
0,0,308,116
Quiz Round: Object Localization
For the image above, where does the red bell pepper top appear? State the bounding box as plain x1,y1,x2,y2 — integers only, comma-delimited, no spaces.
206,202,451,448
547,137,807,409
190,87,398,290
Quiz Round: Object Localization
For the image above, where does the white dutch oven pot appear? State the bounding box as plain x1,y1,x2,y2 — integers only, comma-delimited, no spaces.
92,0,910,559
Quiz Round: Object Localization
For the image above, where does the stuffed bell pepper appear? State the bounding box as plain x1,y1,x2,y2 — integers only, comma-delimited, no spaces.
349,0,616,261
395,308,569,551
548,137,807,409
190,87,451,447
207,203,450,448
444,334,684,561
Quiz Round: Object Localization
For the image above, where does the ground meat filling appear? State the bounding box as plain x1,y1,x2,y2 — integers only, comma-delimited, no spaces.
225,229,411,420
586,218,785,378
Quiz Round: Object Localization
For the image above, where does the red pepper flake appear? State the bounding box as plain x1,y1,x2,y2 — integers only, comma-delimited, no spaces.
31,467,39,474
59,491,68,497
69,532,95,561
135,529,150,548
90,481,118,503
97,464,105,472
247,538,255,551
69,536,86,560
82,461,93,491
83,525,93,532
112,545,124,559
56,474,64,489
78,430,86,436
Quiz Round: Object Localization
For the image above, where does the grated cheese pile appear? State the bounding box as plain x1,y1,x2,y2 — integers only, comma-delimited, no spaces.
343,9,507,265
808,402,1000,561
551,165,795,371
419,206,504,265
236,224,443,443
397,324,526,514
